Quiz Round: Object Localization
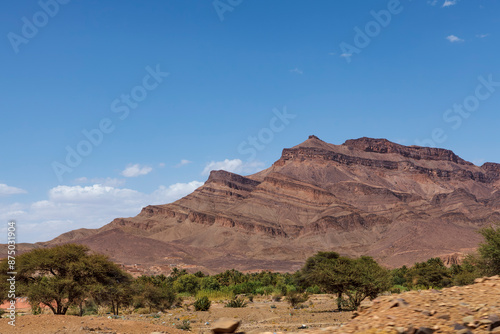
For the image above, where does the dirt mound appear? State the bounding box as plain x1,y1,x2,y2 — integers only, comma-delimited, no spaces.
291,276,500,334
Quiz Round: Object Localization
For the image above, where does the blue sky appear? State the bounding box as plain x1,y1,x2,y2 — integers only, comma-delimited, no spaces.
1,0,499,242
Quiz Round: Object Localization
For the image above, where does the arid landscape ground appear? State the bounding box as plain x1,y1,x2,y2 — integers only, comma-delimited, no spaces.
1,276,499,334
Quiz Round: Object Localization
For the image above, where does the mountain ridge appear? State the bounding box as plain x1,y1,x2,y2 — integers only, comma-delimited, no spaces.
5,136,500,274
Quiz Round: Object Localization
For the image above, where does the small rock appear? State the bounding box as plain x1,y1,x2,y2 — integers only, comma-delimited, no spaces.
415,327,434,334
395,327,406,334
389,298,409,308
453,323,467,330
488,314,500,331
212,318,241,334
462,315,475,325
403,326,416,334
456,329,472,334
437,314,451,321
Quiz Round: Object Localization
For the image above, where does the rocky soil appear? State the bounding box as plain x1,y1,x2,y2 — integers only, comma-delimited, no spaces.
284,276,500,334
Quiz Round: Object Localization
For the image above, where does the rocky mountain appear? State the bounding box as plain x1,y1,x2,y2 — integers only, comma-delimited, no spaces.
11,136,500,273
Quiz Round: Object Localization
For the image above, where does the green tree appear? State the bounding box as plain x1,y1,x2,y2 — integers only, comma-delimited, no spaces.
404,258,452,289
200,276,221,291
477,223,500,276
297,252,391,311
0,244,131,315
132,281,178,312
174,274,200,295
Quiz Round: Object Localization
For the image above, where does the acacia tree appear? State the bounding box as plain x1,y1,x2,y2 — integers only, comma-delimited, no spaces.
297,252,391,311
132,276,179,312
477,223,500,276
0,244,132,315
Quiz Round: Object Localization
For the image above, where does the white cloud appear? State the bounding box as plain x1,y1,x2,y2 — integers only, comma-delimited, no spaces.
476,34,489,38
0,184,27,196
175,159,193,168
121,164,153,177
446,35,464,43
202,159,265,176
340,53,352,58
74,177,88,183
74,177,125,187
289,68,303,75
0,181,203,243
428,0,438,6
442,0,457,7
151,181,204,204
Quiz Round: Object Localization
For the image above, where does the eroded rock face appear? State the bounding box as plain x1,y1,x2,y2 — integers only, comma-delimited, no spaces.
16,136,500,273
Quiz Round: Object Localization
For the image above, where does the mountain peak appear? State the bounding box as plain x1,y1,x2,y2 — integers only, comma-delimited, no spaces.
343,137,471,165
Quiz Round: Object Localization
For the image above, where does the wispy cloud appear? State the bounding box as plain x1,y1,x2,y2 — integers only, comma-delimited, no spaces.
476,34,489,39
442,0,457,7
289,68,303,75
175,159,193,168
446,35,464,43
340,53,352,58
202,159,265,176
0,184,27,196
121,164,153,177
74,177,126,187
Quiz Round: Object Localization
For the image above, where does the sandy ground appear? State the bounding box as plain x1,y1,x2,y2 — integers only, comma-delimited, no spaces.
0,295,352,334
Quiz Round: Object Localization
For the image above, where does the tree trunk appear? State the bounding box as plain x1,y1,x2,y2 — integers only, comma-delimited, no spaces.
46,302,57,315
337,292,342,311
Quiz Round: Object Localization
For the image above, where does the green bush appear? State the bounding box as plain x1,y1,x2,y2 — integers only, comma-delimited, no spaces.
286,291,309,308
305,285,321,294
225,297,247,308
200,276,221,291
194,296,211,311
174,274,200,295
30,303,42,315
390,285,408,294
